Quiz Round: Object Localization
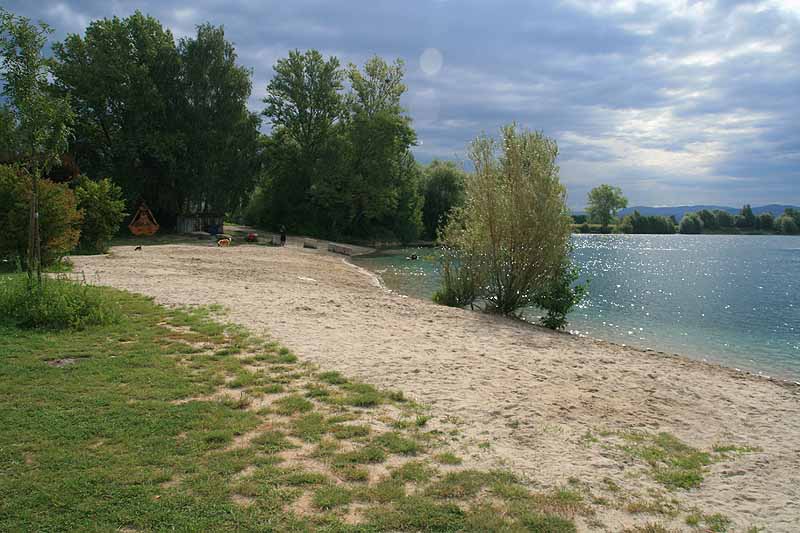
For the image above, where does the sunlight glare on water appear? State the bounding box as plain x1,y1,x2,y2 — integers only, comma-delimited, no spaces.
353,235,800,381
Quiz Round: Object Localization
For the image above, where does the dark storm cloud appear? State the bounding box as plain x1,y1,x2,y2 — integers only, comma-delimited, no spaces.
4,0,799,207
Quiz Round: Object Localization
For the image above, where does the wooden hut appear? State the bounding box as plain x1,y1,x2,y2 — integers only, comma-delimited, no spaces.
175,213,225,235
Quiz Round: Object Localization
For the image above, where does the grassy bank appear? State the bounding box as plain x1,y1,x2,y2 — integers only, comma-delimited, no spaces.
0,285,584,531
0,280,761,532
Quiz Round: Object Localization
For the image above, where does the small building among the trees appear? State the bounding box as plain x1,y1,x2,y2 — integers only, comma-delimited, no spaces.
175,213,225,235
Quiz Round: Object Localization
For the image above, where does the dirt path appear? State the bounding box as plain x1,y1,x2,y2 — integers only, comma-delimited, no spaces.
73,242,800,532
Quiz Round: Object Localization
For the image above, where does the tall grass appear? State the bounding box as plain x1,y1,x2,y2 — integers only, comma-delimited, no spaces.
0,274,119,329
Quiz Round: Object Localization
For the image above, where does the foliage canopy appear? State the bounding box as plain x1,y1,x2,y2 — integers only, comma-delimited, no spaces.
254,52,422,241
0,165,81,266
74,177,126,254
422,160,466,240
586,184,627,229
437,125,582,325
52,12,261,227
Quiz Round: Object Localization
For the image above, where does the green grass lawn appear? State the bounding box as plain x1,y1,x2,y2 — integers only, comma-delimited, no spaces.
0,285,591,532
0,280,758,532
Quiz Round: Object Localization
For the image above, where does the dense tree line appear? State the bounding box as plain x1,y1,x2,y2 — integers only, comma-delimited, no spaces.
578,182,799,236
680,206,800,235
50,13,262,228
620,211,676,234
4,7,466,244
246,51,436,242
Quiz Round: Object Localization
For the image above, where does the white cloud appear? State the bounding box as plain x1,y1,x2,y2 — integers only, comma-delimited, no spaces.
46,2,89,33
3,0,797,205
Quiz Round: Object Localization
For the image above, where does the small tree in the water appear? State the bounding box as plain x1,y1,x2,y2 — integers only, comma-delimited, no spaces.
435,124,586,329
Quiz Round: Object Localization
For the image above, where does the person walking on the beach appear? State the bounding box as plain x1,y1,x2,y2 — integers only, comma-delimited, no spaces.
279,225,287,246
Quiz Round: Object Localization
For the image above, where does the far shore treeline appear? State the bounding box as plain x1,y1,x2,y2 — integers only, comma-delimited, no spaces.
576,184,800,236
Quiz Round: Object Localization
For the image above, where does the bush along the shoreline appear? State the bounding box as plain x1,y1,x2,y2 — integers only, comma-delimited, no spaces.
435,124,585,329
533,262,588,330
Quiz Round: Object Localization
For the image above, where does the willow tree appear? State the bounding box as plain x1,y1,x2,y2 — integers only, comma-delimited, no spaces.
438,124,574,317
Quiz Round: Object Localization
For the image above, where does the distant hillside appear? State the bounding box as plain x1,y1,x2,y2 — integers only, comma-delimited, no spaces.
614,204,799,219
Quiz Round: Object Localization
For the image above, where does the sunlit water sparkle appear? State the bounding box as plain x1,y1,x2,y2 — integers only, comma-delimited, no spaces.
353,234,800,381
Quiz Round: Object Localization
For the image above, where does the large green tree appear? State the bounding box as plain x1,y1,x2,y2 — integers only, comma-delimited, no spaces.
586,184,627,230
737,204,756,228
53,13,261,227
679,212,704,234
0,9,74,279
177,24,262,215
261,49,344,231
344,56,420,239
258,51,422,241
52,11,182,224
421,160,465,239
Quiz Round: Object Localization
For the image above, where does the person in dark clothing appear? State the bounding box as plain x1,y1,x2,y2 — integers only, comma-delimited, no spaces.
279,225,287,246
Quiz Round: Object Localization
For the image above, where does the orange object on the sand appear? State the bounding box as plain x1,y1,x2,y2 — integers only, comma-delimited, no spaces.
128,203,159,236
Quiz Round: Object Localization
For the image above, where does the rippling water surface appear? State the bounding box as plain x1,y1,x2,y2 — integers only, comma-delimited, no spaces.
353,235,800,380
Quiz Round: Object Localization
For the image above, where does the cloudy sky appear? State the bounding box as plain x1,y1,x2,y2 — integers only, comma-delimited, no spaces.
6,0,799,208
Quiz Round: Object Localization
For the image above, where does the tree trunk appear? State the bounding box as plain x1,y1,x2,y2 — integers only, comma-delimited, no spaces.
27,169,42,286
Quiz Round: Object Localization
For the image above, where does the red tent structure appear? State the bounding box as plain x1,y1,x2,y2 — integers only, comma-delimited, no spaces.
128,202,159,236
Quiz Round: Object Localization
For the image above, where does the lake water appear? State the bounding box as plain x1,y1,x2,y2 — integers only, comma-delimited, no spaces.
352,235,800,382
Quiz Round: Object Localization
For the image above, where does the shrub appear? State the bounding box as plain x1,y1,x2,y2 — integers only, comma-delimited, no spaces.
74,177,126,253
620,211,675,234
421,160,466,240
619,216,634,234
243,186,269,227
777,215,799,235
439,125,573,316
0,274,119,329
756,212,774,231
714,209,735,228
0,165,82,266
786,207,800,227
534,262,588,330
697,209,717,230
678,213,703,234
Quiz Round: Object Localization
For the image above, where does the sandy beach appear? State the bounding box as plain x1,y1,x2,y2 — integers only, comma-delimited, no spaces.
72,239,800,532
